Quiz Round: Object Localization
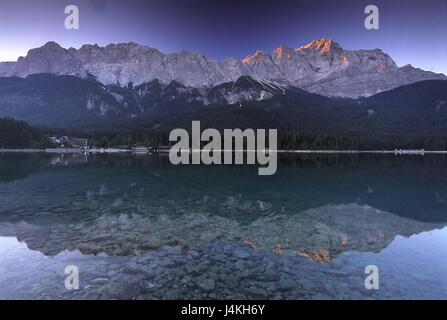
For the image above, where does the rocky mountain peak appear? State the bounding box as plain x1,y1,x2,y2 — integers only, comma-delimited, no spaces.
106,42,139,48
272,44,295,58
0,39,445,98
41,41,63,50
26,41,65,57
297,38,343,54
242,50,271,65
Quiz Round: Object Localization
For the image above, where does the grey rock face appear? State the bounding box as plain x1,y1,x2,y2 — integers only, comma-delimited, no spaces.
0,203,444,262
0,39,444,98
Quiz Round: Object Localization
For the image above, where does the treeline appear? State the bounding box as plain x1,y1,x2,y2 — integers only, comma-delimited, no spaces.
0,117,53,148
277,131,447,150
95,129,447,150
48,126,447,150
89,127,172,148
5,116,447,150
43,126,172,148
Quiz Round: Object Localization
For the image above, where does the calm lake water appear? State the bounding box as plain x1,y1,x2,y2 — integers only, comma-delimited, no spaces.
0,152,446,299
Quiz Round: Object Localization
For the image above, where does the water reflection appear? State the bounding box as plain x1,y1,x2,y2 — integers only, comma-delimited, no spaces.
0,153,446,299
1,153,447,223
0,203,444,260
0,227,446,299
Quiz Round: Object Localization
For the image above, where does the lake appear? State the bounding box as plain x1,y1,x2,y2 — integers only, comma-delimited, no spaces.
0,152,446,299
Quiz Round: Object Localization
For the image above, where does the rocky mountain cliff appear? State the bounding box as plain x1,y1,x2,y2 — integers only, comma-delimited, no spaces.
0,38,445,98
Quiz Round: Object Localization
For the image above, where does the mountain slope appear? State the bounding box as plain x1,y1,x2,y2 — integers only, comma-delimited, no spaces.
135,80,447,137
0,72,446,139
359,80,447,136
0,74,285,126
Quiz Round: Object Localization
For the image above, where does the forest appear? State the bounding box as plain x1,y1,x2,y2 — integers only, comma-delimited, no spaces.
2,115,447,150
44,123,447,150
0,117,52,148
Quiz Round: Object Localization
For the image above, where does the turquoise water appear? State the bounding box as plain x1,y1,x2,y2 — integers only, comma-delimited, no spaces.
0,153,446,299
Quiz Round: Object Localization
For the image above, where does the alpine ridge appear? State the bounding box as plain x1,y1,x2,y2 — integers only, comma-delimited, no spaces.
0,38,445,98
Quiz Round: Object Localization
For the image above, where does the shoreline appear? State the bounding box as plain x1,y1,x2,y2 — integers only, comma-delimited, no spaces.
0,148,132,153
1,148,447,154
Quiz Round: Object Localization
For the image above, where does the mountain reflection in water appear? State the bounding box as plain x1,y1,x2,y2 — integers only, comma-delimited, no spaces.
0,153,446,299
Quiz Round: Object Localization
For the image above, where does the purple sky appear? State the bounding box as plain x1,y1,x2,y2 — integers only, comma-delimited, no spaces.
0,0,446,74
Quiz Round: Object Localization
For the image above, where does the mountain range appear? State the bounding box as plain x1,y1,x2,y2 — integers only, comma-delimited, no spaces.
0,38,445,98
0,38,446,141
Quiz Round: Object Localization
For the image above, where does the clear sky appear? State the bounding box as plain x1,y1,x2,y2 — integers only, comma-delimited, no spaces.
0,0,446,74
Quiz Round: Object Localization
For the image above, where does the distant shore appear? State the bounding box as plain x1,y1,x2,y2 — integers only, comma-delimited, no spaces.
1,148,447,154
0,148,131,153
